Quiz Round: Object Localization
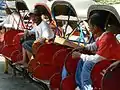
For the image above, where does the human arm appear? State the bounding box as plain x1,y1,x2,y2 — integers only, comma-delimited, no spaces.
41,26,54,39
72,40,105,62
33,38,46,44
79,32,112,61
72,51,105,63
80,54,105,62
74,41,97,55
85,42,97,52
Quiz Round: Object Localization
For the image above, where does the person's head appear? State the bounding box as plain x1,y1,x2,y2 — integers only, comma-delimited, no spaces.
88,13,105,35
33,8,42,25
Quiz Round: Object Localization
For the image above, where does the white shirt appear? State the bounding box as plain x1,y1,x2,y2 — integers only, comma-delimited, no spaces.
80,39,106,63
34,21,54,40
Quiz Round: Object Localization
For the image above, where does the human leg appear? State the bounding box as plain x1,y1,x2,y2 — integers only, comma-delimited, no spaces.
13,40,34,65
22,47,27,63
26,50,34,61
75,59,84,89
62,65,68,80
12,47,27,65
22,40,35,53
21,40,35,66
81,61,95,90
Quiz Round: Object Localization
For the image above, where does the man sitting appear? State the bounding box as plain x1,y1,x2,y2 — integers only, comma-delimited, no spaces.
13,6,54,66
72,13,120,90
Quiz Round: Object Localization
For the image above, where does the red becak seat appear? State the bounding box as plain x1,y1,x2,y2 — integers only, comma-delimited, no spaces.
1,44,20,58
91,60,114,90
102,60,120,90
34,43,66,64
60,55,79,90
13,32,24,44
53,48,72,71
10,50,23,63
49,48,73,90
60,48,93,90
27,43,67,80
28,43,66,73
28,59,38,73
32,65,58,80
50,73,61,90
59,49,93,90
4,30,23,45
30,48,71,80
61,74,76,90
2,30,23,57
2,31,24,60
50,74,76,90
50,51,80,90
65,55,80,74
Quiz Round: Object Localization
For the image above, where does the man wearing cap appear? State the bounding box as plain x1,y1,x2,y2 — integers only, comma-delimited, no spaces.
14,7,54,66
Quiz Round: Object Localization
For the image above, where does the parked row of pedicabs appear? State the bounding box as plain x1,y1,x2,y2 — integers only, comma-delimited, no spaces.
0,0,120,90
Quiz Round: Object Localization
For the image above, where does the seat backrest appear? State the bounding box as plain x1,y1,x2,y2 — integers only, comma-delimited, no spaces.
35,43,65,65
13,32,24,44
4,29,23,45
53,48,72,71
91,60,114,90
65,54,80,74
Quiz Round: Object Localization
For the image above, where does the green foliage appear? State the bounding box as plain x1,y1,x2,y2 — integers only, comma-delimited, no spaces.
7,0,15,1
96,0,120,4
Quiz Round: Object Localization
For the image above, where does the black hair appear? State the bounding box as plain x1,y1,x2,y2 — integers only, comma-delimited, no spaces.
89,13,105,31
34,8,42,16
33,8,43,25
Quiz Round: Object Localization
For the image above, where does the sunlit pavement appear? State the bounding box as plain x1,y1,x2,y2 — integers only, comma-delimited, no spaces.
0,55,42,90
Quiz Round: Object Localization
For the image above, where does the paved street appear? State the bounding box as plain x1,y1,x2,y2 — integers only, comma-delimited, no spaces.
0,55,43,90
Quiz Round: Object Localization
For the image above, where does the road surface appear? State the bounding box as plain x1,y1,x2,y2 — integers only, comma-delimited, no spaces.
0,55,43,90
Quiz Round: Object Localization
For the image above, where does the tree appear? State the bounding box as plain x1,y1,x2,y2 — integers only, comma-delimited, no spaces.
95,0,120,4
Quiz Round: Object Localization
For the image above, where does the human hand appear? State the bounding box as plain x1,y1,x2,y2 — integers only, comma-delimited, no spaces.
33,39,40,44
24,30,29,39
34,38,46,44
74,46,85,52
72,51,81,59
